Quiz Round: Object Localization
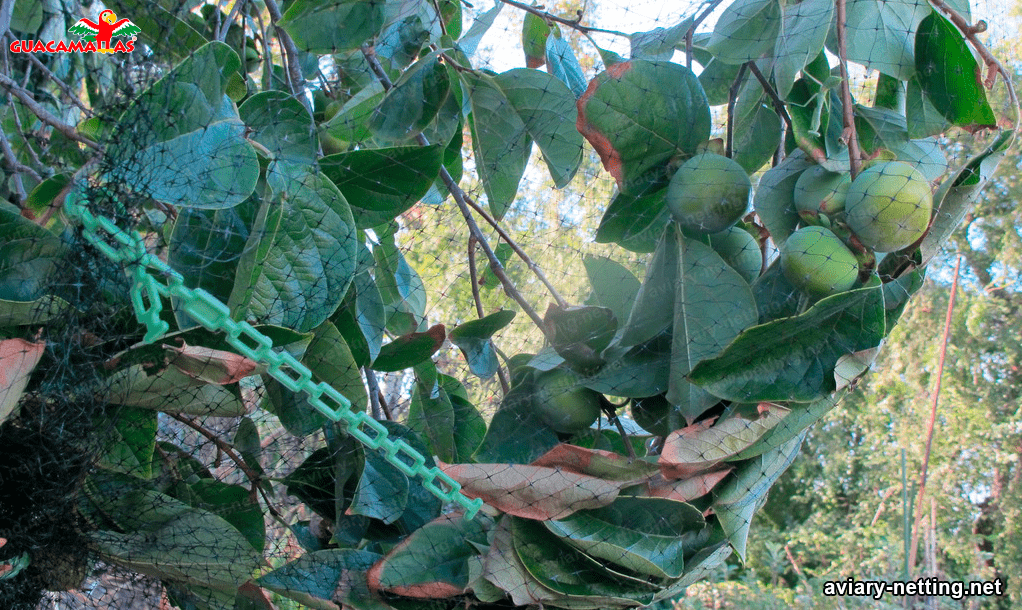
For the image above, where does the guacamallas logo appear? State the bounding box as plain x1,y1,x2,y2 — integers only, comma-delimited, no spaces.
9,9,141,54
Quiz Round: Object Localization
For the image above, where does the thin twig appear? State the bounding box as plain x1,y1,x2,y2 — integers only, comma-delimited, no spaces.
907,254,961,577
496,0,631,38
747,61,794,132
15,44,94,116
217,0,247,42
361,45,554,338
0,128,39,202
364,368,393,421
168,413,262,485
459,192,568,309
0,73,101,150
468,236,511,395
835,0,863,178
263,0,310,110
725,64,749,158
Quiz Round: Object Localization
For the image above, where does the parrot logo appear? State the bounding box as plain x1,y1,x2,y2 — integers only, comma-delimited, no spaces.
67,10,141,53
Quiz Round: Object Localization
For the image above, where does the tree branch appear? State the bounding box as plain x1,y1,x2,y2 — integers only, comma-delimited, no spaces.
747,61,794,132
496,0,631,38
263,0,310,112
835,0,863,178
468,236,511,395
361,45,556,339
726,64,749,158
217,0,247,42
0,73,101,150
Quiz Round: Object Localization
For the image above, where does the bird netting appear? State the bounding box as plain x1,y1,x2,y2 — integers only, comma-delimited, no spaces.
0,0,1017,609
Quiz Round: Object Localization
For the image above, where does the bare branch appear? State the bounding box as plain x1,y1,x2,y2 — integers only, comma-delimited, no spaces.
747,61,794,132
0,73,101,150
496,0,631,38
263,0,311,112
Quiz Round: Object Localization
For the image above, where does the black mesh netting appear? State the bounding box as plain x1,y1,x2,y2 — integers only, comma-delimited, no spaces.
0,0,1018,609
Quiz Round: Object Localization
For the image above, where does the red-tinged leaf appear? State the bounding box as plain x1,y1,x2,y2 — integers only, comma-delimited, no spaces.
531,444,658,482
521,12,551,69
164,340,258,385
645,469,733,502
372,324,446,372
658,404,788,479
576,60,710,188
1,338,46,425
438,460,627,520
367,513,489,598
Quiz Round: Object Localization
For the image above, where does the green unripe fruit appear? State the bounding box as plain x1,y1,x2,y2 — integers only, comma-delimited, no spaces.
781,226,860,296
533,369,602,434
794,165,851,215
631,394,680,437
707,226,761,283
844,161,932,252
667,152,751,234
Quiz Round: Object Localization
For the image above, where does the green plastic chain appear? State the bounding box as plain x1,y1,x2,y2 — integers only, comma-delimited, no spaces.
63,190,483,520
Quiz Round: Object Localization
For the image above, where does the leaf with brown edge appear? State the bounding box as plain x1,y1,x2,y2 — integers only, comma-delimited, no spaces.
438,460,627,520
530,444,658,482
367,512,490,599
658,404,788,479
1,338,45,426
164,341,258,385
371,324,446,372
645,469,733,503
576,60,710,188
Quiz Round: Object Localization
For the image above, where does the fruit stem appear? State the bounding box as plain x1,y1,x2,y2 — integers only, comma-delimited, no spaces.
834,0,864,180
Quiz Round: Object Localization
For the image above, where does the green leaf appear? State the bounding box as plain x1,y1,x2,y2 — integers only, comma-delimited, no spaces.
493,68,584,188
188,480,266,553
511,517,657,605
371,54,452,142
583,341,670,398
449,389,487,462
456,2,502,58
283,442,361,520
0,200,62,301
279,0,386,53
104,365,246,416
322,82,386,146
583,256,641,323
239,91,318,166
712,433,805,559
0,295,68,326
369,513,490,597
408,364,457,462
372,324,445,372
463,71,532,220
689,281,887,403
594,175,671,252
108,43,257,210
96,406,157,479
772,0,833,99
545,496,706,579
906,76,952,139
630,19,693,61
785,78,830,165
351,423,441,527
732,393,841,461
920,129,1013,264
9,0,42,32
258,549,388,610
753,150,811,245
545,305,616,369
751,259,801,323
914,11,996,132
372,234,427,335
321,145,443,228
449,310,516,377
230,170,357,332
24,173,71,218
545,34,588,99
667,231,759,422
169,201,258,329
577,60,710,187
707,0,782,65
105,0,209,61
304,321,369,413
853,105,948,181
473,377,560,464
834,0,930,80
90,489,263,591
731,97,782,173
522,12,553,68
618,226,678,348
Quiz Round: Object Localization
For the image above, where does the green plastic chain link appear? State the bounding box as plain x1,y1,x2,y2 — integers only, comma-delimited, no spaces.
63,190,483,520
